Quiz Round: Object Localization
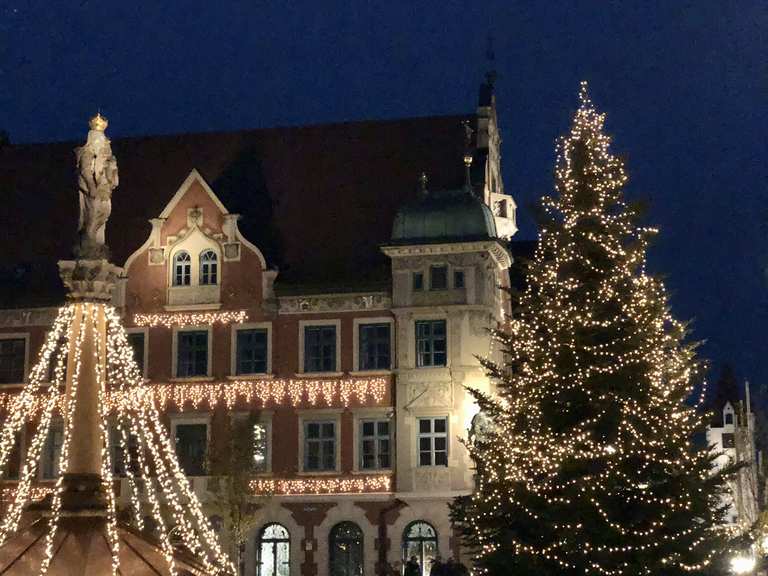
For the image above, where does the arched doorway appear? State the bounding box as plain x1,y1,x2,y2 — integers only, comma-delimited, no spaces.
257,523,290,576
402,521,438,576
329,521,364,576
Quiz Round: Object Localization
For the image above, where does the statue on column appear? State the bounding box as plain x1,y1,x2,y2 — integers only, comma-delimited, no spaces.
74,113,118,259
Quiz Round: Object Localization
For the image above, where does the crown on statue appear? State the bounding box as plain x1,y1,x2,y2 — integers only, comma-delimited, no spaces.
89,112,108,132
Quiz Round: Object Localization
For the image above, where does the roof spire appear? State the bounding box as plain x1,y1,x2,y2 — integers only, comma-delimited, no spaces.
419,172,429,197
462,120,474,192
478,35,497,107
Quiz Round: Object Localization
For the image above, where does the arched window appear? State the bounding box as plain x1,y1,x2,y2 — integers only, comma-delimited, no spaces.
329,521,363,576
725,412,734,425
173,251,191,286
257,523,290,576
200,250,218,285
402,521,438,576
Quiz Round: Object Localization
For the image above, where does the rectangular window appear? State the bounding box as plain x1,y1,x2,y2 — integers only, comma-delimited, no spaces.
359,323,391,371
304,421,336,471
304,326,337,373
174,422,208,476
454,270,465,289
252,422,268,473
412,272,424,291
415,320,447,367
0,338,25,384
127,332,145,375
41,420,64,479
417,417,448,467
177,331,208,378
722,433,736,449
360,419,391,470
236,329,268,375
430,266,448,290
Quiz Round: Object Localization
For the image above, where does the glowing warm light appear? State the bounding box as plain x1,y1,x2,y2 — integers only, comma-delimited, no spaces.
0,377,388,415
250,474,392,496
730,554,756,574
133,310,248,328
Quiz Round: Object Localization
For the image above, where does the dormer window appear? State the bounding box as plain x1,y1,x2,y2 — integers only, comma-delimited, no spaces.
199,250,218,285
725,412,734,425
173,251,192,286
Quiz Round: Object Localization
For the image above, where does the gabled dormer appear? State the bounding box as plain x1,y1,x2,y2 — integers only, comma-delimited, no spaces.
122,169,276,312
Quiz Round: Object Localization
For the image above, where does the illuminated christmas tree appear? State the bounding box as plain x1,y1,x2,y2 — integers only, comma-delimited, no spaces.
453,83,735,575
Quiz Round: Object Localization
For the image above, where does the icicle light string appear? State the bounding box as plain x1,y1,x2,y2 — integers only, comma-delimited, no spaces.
0,377,388,416
133,310,248,328
0,305,74,547
104,307,234,574
0,305,73,476
40,303,88,575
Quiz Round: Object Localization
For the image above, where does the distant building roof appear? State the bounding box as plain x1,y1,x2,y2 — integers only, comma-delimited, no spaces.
0,115,481,307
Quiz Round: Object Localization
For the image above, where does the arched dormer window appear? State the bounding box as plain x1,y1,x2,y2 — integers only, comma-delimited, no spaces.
173,251,191,286
200,250,218,285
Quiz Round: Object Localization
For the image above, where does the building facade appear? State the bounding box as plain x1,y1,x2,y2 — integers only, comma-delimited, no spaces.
706,388,760,531
0,78,518,575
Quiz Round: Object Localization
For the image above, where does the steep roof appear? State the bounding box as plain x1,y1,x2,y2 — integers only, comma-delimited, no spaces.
0,115,473,307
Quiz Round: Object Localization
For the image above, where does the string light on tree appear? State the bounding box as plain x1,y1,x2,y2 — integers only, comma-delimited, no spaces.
451,82,737,576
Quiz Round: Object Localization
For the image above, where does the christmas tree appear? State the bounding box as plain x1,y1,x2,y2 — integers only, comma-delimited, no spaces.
453,83,734,575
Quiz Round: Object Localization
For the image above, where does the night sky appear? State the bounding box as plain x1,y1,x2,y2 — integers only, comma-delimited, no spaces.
1,1,766,390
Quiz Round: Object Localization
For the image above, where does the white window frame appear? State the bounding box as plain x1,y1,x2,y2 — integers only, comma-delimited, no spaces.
428,264,449,291
231,410,273,475
125,327,149,378
230,322,272,377
352,408,393,472
297,409,342,475
0,332,30,386
39,417,64,480
298,319,341,376
416,415,449,467
413,317,449,369
169,413,211,477
352,317,394,374
172,250,192,286
199,249,219,286
172,326,213,380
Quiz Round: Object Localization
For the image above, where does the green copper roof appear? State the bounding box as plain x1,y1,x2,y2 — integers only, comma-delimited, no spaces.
390,188,497,244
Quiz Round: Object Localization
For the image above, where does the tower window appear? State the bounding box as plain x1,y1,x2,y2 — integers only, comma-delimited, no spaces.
199,250,218,285
430,266,447,290
173,251,191,286
415,320,447,367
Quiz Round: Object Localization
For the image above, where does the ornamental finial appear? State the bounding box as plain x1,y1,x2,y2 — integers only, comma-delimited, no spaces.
89,112,109,132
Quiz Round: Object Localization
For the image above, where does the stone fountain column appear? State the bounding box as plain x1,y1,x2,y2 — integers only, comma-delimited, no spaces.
56,113,123,514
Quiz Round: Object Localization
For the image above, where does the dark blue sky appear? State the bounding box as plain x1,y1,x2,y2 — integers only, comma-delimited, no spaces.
1,1,766,388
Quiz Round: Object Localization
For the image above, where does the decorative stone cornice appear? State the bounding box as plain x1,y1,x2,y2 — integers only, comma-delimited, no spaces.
0,307,59,327
381,240,512,269
278,292,391,314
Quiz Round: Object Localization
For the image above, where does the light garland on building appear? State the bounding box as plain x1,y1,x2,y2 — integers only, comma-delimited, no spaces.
133,310,248,328
0,376,389,416
250,474,392,496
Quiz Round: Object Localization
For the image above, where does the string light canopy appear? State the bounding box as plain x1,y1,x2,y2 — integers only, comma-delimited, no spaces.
452,83,736,575
0,116,235,575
